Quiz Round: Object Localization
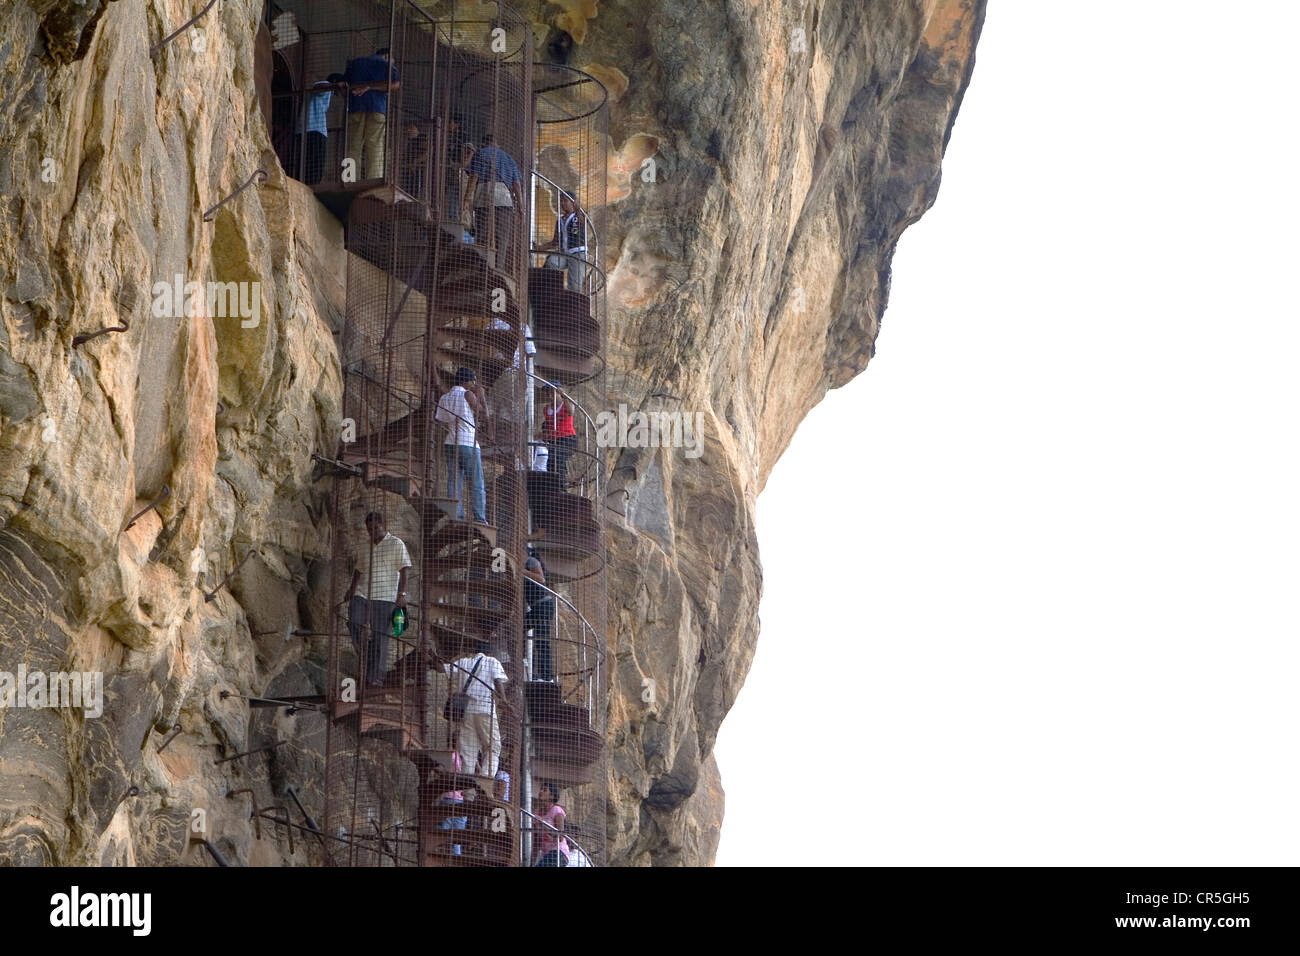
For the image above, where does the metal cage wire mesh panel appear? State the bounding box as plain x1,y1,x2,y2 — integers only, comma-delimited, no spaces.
290,0,607,867
523,60,608,868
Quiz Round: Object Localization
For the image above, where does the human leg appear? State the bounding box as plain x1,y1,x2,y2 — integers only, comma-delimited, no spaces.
348,595,369,660
363,112,387,180
457,716,484,775
549,435,576,487
486,713,502,778
305,132,326,184
443,442,463,517
525,598,554,681
367,599,395,685
566,255,587,293
474,206,492,247
471,446,487,524
454,445,480,522
345,112,366,178
494,206,515,268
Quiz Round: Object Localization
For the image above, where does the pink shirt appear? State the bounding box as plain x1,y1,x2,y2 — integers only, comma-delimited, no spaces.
535,803,570,859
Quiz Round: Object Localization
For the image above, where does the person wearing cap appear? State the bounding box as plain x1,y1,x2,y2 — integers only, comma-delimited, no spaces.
541,382,577,488
542,191,588,292
435,368,488,524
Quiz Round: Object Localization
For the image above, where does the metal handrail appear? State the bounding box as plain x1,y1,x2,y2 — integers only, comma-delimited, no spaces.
527,245,607,297
531,169,600,278
522,369,598,434
517,804,597,867
524,369,603,497
524,574,601,720
525,578,602,659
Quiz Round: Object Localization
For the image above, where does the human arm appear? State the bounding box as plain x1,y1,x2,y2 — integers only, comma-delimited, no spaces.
493,677,517,719
461,173,479,217
396,566,408,609
465,382,488,420
542,217,559,251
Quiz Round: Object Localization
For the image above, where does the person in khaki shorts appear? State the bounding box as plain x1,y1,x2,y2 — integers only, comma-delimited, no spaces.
343,47,400,181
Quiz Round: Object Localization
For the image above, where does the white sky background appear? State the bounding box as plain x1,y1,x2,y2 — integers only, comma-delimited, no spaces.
713,2,1300,866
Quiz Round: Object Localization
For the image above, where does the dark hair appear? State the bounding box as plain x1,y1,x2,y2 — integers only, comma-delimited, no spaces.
480,132,495,146
326,72,345,84
364,511,384,524
475,640,492,656
375,47,390,56
540,780,561,803
455,367,476,385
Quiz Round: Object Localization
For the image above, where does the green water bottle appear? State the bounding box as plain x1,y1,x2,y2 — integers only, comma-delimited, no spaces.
391,605,407,637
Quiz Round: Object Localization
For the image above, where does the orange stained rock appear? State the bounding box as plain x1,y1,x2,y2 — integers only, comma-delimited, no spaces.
552,0,601,44
923,0,980,70
585,63,628,103
607,133,660,204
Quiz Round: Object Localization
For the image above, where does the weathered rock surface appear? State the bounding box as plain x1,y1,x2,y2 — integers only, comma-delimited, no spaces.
0,0,983,865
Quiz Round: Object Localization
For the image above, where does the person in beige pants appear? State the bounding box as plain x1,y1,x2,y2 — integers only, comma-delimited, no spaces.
444,645,509,777
343,47,400,181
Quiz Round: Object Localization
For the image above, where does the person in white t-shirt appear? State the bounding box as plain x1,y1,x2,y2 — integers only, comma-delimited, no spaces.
344,512,412,686
435,367,488,524
443,642,509,777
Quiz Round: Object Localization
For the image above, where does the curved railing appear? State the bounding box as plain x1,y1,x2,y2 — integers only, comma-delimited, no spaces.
518,804,598,867
530,169,603,295
523,369,601,497
523,575,602,713
532,63,610,125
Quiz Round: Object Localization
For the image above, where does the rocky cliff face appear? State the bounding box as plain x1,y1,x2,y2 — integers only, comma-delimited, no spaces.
0,0,983,866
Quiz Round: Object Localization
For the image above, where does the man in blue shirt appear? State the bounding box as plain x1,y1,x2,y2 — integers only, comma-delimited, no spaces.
462,132,524,267
343,48,400,181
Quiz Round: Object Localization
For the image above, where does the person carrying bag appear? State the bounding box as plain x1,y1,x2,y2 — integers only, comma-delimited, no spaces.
443,654,484,723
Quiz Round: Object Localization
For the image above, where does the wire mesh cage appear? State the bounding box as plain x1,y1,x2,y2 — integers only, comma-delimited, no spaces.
521,60,609,867
304,0,607,867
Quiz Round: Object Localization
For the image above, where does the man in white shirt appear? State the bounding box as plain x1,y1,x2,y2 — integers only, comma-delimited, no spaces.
443,642,509,777
344,512,412,686
435,367,488,524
